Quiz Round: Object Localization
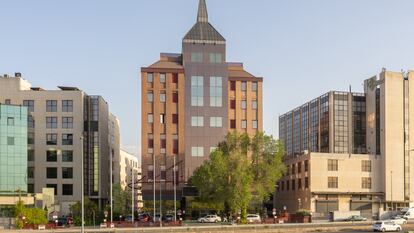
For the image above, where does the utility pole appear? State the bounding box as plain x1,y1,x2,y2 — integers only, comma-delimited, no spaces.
110,150,113,224
160,175,162,227
153,154,156,221
80,136,84,233
174,155,177,222
132,167,135,224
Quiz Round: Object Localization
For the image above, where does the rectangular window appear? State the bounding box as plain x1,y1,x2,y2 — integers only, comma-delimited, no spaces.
62,100,73,112
191,52,203,62
305,160,309,172
362,177,372,189
5,99,11,105
252,100,258,109
230,81,236,91
209,53,222,63
173,134,179,154
28,184,34,193
230,120,236,129
46,133,57,145
7,137,14,145
160,114,165,124
230,100,236,109
292,179,296,190
62,134,73,145
328,159,338,171
62,184,73,196
148,134,154,148
23,100,34,112
147,114,154,123
160,73,166,83
46,167,57,179
241,120,247,129
305,177,309,189
62,117,73,129
7,117,14,126
28,150,35,161
47,150,57,162
160,134,166,149
147,92,154,102
191,116,204,127
147,165,154,181
28,132,35,144
28,116,35,128
172,92,178,103
62,167,73,179
328,177,338,188
172,114,178,124
252,120,258,129
46,184,58,195
298,162,302,173
241,100,247,109
252,82,258,92
210,117,223,128
281,181,285,191
62,150,73,162
46,100,57,112
46,117,57,129
160,166,166,180
298,178,302,189
172,73,178,83
191,76,204,106
210,76,222,107
160,92,166,102
361,160,371,172
28,167,35,178
286,180,290,191
147,73,153,83
241,82,247,91
191,147,204,157
292,164,296,174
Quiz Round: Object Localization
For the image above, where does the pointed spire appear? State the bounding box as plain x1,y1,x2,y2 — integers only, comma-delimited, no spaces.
197,0,208,23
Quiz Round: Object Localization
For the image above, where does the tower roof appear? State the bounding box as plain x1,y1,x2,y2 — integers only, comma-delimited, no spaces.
183,0,225,44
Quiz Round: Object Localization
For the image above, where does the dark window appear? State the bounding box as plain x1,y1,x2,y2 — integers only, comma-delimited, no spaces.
7,117,14,126
298,162,302,173
362,177,371,189
320,94,330,152
361,160,371,172
172,114,178,124
230,120,236,129
292,179,296,190
305,160,309,172
28,132,35,144
28,167,35,178
173,138,179,154
46,117,57,128
5,99,11,105
46,168,57,179
62,134,73,145
148,136,154,148
328,159,338,171
28,150,35,161
23,100,34,112
62,100,73,112
27,184,34,193
172,92,179,103
286,180,290,191
62,117,73,129
298,178,302,190
62,151,73,162
47,150,57,162
62,167,73,179
147,166,154,181
230,81,236,91
305,177,309,189
46,184,57,195
46,134,57,145
291,164,296,174
160,134,166,149
328,177,338,188
172,73,178,83
62,184,73,196
161,169,166,180
230,100,236,109
46,100,57,112
28,115,35,128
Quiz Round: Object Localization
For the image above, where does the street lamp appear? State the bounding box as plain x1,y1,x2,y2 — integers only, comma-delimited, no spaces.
80,136,84,233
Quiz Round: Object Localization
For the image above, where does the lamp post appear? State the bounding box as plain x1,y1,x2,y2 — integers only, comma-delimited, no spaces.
110,149,113,224
173,155,177,222
80,136,84,233
132,168,135,225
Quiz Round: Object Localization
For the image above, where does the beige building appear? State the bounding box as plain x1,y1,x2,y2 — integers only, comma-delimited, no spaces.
0,73,120,214
276,69,414,220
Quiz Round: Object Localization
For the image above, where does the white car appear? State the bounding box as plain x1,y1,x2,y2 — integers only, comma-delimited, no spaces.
390,216,407,225
373,221,402,232
246,214,261,223
197,215,222,223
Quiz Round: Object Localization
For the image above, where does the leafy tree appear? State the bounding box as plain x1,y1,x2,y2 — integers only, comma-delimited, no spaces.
191,132,286,222
13,200,47,228
69,197,98,226
112,183,132,216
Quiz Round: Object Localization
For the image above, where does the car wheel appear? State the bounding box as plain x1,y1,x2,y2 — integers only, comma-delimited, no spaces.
381,228,386,232
397,227,401,232
215,220,218,223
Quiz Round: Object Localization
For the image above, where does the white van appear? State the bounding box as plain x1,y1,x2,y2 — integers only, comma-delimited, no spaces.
400,207,414,220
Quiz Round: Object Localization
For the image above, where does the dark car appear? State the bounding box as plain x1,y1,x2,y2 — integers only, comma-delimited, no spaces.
163,214,174,222
138,213,152,222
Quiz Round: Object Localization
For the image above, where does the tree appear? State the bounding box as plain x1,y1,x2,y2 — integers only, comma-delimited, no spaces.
191,132,286,222
69,197,98,226
13,200,47,228
112,183,131,216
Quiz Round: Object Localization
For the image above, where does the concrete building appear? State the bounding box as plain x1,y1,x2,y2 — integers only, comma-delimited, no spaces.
140,0,263,201
275,69,414,220
0,73,120,214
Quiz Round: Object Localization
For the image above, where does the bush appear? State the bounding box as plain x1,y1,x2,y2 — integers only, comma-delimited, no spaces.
296,209,312,216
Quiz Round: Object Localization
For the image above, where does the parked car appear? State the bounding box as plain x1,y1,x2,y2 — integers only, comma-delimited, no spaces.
246,214,261,223
390,216,407,225
138,213,152,222
197,215,222,223
163,214,174,222
125,215,134,222
153,214,162,222
373,221,402,232
345,215,367,221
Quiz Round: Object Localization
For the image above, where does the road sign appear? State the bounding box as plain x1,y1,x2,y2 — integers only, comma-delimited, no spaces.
177,210,182,216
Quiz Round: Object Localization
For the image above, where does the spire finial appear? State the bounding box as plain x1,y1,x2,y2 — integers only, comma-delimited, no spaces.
197,0,208,22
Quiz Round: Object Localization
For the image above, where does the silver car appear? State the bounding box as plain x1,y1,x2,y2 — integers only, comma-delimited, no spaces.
197,215,222,223
246,214,261,223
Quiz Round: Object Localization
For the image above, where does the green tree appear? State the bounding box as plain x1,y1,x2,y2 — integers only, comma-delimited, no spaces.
112,183,132,216
69,197,98,226
191,132,286,222
23,208,48,226
14,200,25,229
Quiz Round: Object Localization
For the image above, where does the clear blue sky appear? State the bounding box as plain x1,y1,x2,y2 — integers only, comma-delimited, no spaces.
2,0,414,159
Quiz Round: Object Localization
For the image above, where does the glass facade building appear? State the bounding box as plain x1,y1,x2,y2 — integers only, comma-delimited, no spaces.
0,104,28,194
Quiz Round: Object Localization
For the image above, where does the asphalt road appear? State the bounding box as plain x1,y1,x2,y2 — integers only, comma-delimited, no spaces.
323,225,414,233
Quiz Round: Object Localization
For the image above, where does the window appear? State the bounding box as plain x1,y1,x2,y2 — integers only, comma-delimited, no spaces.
172,73,178,83
252,100,258,109
210,117,223,127
147,92,154,102
46,100,57,112
62,117,73,129
62,100,73,112
5,99,11,105
328,159,338,171
46,168,57,179
62,134,73,145
191,116,204,127
286,180,290,191
209,53,222,63
298,162,302,173
46,184,58,195
160,114,165,124
292,179,296,190
62,184,73,196
241,120,247,129
46,134,57,145
28,150,35,161
362,177,371,189
62,151,73,162
172,92,178,103
28,167,35,178
148,134,154,148
173,135,179,154
361,160,371,172
160,166,166,180
147,166,154,181
7,137,14,145
191,76,204,106
292,164,296,174
147,73,153,83
230,120,236,129
160,92,166,102
210,76,222,107
241,100,247,109
28,115,35,128
147,114,154,123
47,150,57,162
328,177,338,188
62,167,73,179
28,132,35,145
305,160,309,172
46,117,57,129
281,181,285,191
305,177,309,189
23,100,34,112
230,81,236,91
7,117,14,126
252,120,258,129
298,178,302,189
252,82,258,91
230,100,236,109
191,147,204,157
172,114,178,124
160,73,166,83
191,52,203,62
160,134,166,149
28,184,34,193
241,82,247,91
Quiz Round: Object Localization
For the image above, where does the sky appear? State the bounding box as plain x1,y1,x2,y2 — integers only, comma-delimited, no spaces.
1,0,414,159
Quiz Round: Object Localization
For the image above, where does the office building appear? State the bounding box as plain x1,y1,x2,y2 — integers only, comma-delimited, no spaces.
140,0,263,201
275,69,414,219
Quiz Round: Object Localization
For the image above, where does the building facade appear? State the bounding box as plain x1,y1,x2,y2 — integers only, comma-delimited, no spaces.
276,69,414,219
0,74,120,214
140,0,263,201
